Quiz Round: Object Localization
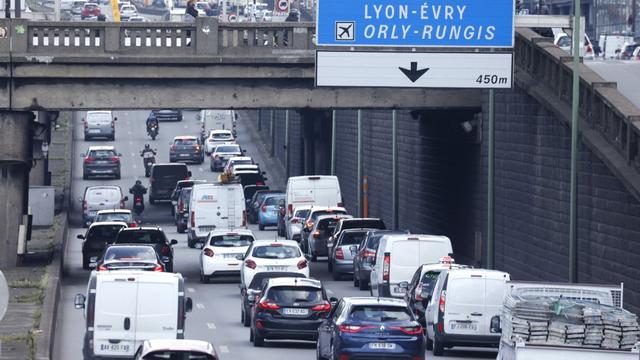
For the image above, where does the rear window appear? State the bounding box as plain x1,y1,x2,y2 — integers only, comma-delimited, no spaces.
85,3,98,8
209,234,254,247
116,231,165,245
248,272,305,290
211,133,232,140
252,245,300,259
294,209,310,218
264,195,285,206
174,138,197,145
104,246,157,261
339,232,366,245
86,188,120,200
317,218,340,232
557,36,571,47
348,306,412,322
142,351,215,360
312,209,347,221
267,286,323,305
216,145,240,153
87,225,125,243
343,219,386,230
231,160,252,166
95,213,132,223
88,149,116,158
152,165,187,177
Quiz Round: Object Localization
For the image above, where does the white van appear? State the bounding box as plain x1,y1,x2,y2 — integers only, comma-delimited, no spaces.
74,271,193,359
285,175,342,217
370,234,452,298
187,183,246,248
424,268,510,355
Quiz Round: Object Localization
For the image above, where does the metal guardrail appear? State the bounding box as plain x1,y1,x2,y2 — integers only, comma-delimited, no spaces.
0,18,315,57
514,28,640,176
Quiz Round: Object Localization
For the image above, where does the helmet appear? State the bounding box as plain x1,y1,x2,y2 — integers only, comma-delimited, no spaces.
135,180,142,185
144,144,150,149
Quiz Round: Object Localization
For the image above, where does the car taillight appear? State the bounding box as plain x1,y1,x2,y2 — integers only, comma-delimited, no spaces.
439,290,446,313
120,199,125,208
242,210,247,227
245,259,256,269
97,265,108,271
392,325,423,335
109,156,119,163
191,212,195,227
170,145,176,151
153,265,164,272
382,253,390,282
297,259,308,269
261,205,267,213
129,222,137,228
178,202,184,213
111,121,115,129
258,299,280,310
311,301,331,312
415,283,423,301
338,324,372,333
335,248,344,260
288,204,292,214
83,156,95,164
203,248,214,257
161,245,171,255
291,218,299,224
361,249,376,258
83,201,87,211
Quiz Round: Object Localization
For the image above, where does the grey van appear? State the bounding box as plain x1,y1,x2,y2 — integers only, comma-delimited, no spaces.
149,163,191,204
84,111,116,140
81,185,128,227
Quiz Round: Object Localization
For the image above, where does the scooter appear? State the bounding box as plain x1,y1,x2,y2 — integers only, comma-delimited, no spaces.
140,150,157,177
132,194,145,215
148,123,159,140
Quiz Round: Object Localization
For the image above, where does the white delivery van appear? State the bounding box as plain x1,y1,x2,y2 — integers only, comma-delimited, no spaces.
370,234,452,298
285,175,342,217
187,183,246,248
74,271,193,359
424,268,510,355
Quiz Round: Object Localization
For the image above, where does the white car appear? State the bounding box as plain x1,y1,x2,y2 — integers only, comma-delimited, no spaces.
119,4,138,20
285,206,311,241
240,239,309,289
205,129,235,154
127,16,147,22
223,156,254,173
200,229,255,283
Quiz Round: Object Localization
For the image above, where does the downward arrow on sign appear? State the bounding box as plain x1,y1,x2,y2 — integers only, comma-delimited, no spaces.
398,62,429,83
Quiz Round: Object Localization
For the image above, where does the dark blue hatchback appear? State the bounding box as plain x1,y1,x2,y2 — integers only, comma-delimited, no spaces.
317,297,425,360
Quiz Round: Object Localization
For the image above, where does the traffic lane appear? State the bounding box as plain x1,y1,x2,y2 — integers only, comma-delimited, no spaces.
586,60,640,109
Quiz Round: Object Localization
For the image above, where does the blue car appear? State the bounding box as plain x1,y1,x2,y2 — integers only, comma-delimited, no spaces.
257,194,285,231
317,297,426,360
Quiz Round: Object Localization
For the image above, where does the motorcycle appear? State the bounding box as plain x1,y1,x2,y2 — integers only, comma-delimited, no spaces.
148,123,159,140
140,149,157,177
132,193,145,215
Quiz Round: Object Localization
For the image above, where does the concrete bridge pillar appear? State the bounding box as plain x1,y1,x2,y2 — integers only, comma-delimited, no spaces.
0,111,34,268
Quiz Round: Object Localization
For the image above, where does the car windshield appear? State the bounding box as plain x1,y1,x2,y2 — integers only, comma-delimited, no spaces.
116,231,165,245
88,149,116,158
86,188,120,201
294,209,310,218
87,225,125,243
175,139,197,145
95,213,132,223
121,5,135,10
85,3,98,8
104,246,156,261
209,234,254,247
142,351,215,360
252,245,300,259
339,232,366,246
557,36,571,47
267,286,323,305
216,145,240,153
348,306,412,322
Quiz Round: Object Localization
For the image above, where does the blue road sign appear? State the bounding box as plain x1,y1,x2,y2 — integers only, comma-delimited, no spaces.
316,0,514,47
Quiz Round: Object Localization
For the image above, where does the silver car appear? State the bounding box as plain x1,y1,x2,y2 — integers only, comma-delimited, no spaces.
285,206,311,241
328,228,369,280
210,144,244,171
82,146,122,179
303,214,352,262
84,111,116,140
134,339,216,359
81,186,128,227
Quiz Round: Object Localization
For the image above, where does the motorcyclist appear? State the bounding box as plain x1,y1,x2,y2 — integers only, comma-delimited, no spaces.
129,180,147,196
140,144,157,158
146,113,159,135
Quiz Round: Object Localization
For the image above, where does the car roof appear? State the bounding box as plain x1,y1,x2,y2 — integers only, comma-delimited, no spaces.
315,214,353,222
444,268,510,280
119,226,162,232
382,234,450,243
208,229,254,236
310,206,347,212
251,239,299,247
211,129,232,134
293,205,314,212
267,277,322,288
87,145,116,151
419,263,468,273
229,156,252,161
88,221,128,228
344,297,408,306
105,244,156,250
173,135,197,140
86,185,121,191
143,340,216,355
341,228,372,234
96,209,131,214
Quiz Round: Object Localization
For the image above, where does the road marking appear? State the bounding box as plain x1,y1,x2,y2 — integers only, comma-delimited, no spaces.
132,164,137,169
131,152,136,157
184,125,188,129
187,287,195,293
207,322,216,329
129,141,133,145
199,167,203,172
196,303,205,309
219,345,229,353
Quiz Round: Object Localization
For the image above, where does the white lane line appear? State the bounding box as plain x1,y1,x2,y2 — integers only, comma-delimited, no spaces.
128,131,132,135
199,167,203,172
207,322,216,330
219,345,229,353
187,287,195,293
132,164,137,169
184,125,188,129
130,152,136,157
129,141,133,145
326,289,334,295
196,303,205,309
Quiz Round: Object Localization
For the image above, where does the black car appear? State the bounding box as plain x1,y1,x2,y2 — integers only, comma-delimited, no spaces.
353,229,410,290
113,227,178,272
248,190,283,224
95,244,165,272
236,171,268,188
79,222,128,270
239,271,306,327
250,277,336,347
151,109,183,122
149,163,191,204
170,179,208,216
175,187,193,234
328,218,386,248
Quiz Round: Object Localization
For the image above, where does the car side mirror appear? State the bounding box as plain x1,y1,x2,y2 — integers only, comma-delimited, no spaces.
77,234,85,240
242,149,247,153
187,171,192,177
235,254,245,260
398,281,409,289
490,315,501,333
170,239,178,245
263,178,268,181
80,153,85,157
123,196,129,202
114,117,118,121
185,297,193,313
74,294,86,309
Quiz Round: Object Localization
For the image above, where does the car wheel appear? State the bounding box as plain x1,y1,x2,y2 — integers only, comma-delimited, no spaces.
83,173,89,180
253,330,265,347
426,332,434,350
243,309,251,327
353,274,359,287
258,223,264,231
200,272,209,284
149,197,155,205
332,270,341,281
82,257,90,270
327,261,333,273
177,224,185,234
115,173,121,180
188,239,195,248
165,263,173,273
316,341,327,360
249,326,254,342
432,335,444,356
358,277,369,291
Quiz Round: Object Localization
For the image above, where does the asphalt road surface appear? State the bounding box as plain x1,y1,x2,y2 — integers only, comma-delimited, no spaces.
52,109,498,360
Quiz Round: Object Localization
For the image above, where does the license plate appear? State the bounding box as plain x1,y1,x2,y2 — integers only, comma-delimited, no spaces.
369,342,396,349
99,343,130,353
180,154,190,157
199,226,216,232
223,253,239,258
451,322,478,331
88,129,100,133
393,287,407,294
265,266,287,271
282,308,309,316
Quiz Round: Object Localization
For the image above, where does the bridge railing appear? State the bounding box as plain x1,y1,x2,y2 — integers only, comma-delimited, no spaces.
515,28,640,172
0,18,315,57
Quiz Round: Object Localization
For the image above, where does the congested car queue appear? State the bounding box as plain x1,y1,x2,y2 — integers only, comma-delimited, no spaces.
70,109,635,360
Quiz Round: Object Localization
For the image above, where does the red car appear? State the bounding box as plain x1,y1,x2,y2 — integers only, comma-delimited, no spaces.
81,3,101,19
